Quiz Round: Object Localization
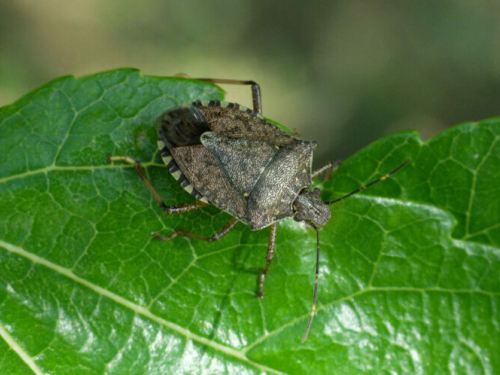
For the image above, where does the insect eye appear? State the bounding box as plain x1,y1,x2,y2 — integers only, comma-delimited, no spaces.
294,212,305,222
312,188,321,197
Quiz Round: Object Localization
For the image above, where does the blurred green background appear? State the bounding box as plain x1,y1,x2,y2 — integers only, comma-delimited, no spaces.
1,1,500,165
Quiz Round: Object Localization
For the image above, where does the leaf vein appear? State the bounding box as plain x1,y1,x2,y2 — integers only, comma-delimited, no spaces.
0,239,284,375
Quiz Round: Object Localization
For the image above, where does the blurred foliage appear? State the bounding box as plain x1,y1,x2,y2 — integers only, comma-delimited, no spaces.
1,1,500,165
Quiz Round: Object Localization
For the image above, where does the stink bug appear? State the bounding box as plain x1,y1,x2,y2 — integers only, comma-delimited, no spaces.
109,78,409,342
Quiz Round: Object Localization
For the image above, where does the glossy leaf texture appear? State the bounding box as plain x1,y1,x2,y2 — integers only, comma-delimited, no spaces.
0,69,499,374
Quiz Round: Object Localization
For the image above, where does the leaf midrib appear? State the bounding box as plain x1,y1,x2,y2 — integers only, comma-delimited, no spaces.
0,239,286,375
3,234,495,371
2,195,498,372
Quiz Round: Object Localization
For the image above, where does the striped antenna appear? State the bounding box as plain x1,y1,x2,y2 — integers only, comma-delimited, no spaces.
325,159,410,205
301,227,321,343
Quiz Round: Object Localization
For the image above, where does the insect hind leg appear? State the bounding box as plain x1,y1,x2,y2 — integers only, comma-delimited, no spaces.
154,218,239,242
190,78,262,114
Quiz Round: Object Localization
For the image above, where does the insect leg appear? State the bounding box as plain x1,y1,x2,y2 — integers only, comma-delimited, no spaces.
312,160,342,180
162,201,208,214
257,224,278,298
191,78,262,114
108,155,208,213
154,218,239,242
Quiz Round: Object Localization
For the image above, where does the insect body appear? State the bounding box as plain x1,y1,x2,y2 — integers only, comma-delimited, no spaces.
157,102,324,231
109,78,409,342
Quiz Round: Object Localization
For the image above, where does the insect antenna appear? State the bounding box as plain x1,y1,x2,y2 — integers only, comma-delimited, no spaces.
301,226,320,343
300,159,409,342
325,159,410,205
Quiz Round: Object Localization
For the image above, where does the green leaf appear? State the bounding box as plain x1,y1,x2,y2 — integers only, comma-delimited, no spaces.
0,69,498,374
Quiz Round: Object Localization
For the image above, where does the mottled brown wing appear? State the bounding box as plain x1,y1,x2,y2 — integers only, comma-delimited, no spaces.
171,145,248,222
247,140,316,230
195,101,297,146
200,132,278,196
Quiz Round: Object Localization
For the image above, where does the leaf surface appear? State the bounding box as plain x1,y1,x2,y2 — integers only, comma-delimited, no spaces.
0,69,498,374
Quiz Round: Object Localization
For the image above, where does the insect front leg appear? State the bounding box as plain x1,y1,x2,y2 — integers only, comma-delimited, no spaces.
108,155,208,213
257,224,278,298
154,218,239,242
311,160,342,180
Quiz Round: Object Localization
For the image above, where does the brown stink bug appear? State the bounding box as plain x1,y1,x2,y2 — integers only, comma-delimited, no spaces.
109,78,409,342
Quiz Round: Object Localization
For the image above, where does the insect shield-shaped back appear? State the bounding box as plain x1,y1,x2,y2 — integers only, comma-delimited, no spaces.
293,188,331,227
157,102,319,231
